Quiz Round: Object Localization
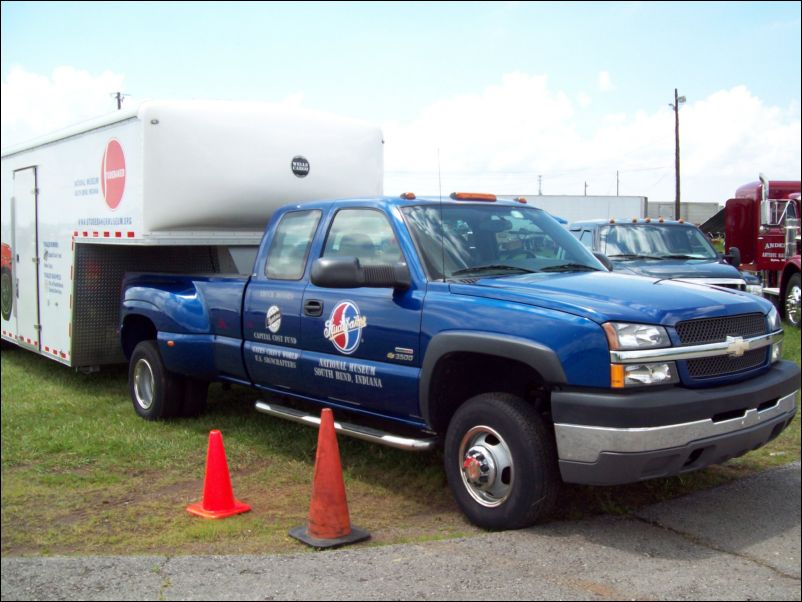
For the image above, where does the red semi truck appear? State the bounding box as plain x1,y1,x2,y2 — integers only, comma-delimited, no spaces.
725,176,801,327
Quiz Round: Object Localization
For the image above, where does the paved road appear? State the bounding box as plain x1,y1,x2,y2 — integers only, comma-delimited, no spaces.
2,463,800,601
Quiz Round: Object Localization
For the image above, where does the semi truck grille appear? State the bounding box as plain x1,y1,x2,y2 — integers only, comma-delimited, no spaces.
675,313,766,345
687,349,767,379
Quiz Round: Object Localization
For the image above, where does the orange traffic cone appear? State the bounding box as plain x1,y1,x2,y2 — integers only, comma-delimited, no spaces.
186,430,252,519
289,409,370,548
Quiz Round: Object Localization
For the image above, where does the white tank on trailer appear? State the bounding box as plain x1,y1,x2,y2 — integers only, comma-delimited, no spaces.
138,100,384,232
2,99,384,241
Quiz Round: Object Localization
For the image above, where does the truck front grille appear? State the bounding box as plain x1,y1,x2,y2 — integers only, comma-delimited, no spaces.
676,313,766,345
687,349,767,379
675,313,768,382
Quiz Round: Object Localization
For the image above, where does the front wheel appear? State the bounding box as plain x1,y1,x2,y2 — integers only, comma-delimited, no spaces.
129,340,183,420
784,273,800,328
444,393,559,530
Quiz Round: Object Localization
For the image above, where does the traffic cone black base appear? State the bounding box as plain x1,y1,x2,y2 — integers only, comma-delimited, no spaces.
289,524,370,549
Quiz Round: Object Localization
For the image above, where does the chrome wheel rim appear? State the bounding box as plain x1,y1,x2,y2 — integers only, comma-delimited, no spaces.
459,425,514,507
133,358,155,411
786,283,800,327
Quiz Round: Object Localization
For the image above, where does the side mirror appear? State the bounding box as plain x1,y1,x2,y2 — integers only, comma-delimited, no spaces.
311,257,411,290
593,252,614,271
723,246,741,268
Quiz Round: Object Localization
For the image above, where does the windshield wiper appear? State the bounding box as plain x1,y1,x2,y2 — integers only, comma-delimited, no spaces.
451,264,536,277
538,263,601,272
659,254,704,260
607,254,663,260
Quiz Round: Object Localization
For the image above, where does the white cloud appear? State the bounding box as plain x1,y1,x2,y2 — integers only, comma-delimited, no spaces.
598,71,615,92
1,66,127,149
383,73,580,194
384,75,801,204
279,92,306,107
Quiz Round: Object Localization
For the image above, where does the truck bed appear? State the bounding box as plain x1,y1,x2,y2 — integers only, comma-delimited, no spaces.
122,272,251,381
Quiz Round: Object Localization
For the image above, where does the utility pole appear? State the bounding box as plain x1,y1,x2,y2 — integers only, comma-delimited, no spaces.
538,175,543,195
669,88,686,220
616,170,620,196
111,92,130,110
584,181,588,196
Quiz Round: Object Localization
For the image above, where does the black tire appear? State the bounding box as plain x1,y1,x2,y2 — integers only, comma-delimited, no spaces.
128,340,184,420
181,378,209,417
1,267,12,321
444,393,560,530
784,272,800,329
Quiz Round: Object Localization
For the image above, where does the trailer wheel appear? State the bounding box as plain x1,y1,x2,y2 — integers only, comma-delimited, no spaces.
1,267,12,321
785,273,800,328
129,340,183,420
444,393,559,530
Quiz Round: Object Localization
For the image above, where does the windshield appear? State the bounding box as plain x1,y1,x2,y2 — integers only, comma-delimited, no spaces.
599,224,718,260
401,204,603,280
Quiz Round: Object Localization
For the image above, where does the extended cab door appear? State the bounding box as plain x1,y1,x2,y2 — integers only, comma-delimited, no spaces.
243,209,322,391
300,207,424,421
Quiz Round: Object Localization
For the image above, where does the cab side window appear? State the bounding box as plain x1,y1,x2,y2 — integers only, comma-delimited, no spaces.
265,210,321,280
323,209,403,265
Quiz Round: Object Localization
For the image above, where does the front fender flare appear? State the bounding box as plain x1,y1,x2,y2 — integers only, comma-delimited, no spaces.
418,331,566,426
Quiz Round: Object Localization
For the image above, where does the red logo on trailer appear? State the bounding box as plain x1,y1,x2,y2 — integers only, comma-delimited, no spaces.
101,139,126,209
1,242,12,321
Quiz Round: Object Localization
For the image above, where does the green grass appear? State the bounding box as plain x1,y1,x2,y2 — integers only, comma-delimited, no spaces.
1,326,800,556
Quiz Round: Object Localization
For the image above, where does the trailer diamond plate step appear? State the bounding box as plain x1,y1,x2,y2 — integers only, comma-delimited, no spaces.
255,400,437,452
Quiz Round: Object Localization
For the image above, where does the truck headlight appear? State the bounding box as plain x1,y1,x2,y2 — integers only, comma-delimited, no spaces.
767,307,783,362
611,362,679,388
603,322,671,350
605,323,675,388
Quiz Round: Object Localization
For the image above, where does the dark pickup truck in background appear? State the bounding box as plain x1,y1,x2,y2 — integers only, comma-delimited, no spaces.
568,218,763,294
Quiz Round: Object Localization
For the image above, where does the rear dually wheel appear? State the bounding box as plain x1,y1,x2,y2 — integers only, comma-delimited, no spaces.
129,340,183,420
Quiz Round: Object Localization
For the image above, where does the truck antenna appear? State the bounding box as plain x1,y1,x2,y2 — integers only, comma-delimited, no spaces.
438,148,446,282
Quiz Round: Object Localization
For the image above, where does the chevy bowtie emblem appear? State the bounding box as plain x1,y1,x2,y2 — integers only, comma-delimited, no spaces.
726,336,749,357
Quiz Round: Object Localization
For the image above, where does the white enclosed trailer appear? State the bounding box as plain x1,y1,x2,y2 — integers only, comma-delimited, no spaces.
647,201,722,224
1,100,383,368
498,194,648,224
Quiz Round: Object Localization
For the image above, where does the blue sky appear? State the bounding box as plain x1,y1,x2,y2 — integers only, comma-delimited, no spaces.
2,1,800,204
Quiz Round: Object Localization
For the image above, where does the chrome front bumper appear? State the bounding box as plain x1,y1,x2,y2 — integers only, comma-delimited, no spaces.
555,391,797,464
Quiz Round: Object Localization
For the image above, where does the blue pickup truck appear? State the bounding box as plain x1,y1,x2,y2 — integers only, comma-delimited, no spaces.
121,194,799,530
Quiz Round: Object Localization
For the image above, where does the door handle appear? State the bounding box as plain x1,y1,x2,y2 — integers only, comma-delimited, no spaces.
304,299,323,317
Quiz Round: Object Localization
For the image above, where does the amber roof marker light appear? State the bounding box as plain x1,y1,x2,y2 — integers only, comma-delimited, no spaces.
449,192,497,202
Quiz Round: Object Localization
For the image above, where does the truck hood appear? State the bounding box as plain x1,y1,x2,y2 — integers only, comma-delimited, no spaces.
449,272,769,325
610,258,742,280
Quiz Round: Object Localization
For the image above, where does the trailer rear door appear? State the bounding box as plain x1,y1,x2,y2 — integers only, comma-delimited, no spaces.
13,167,40,350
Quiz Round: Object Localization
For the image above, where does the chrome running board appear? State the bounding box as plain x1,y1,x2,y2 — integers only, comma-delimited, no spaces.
255,400,437,452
